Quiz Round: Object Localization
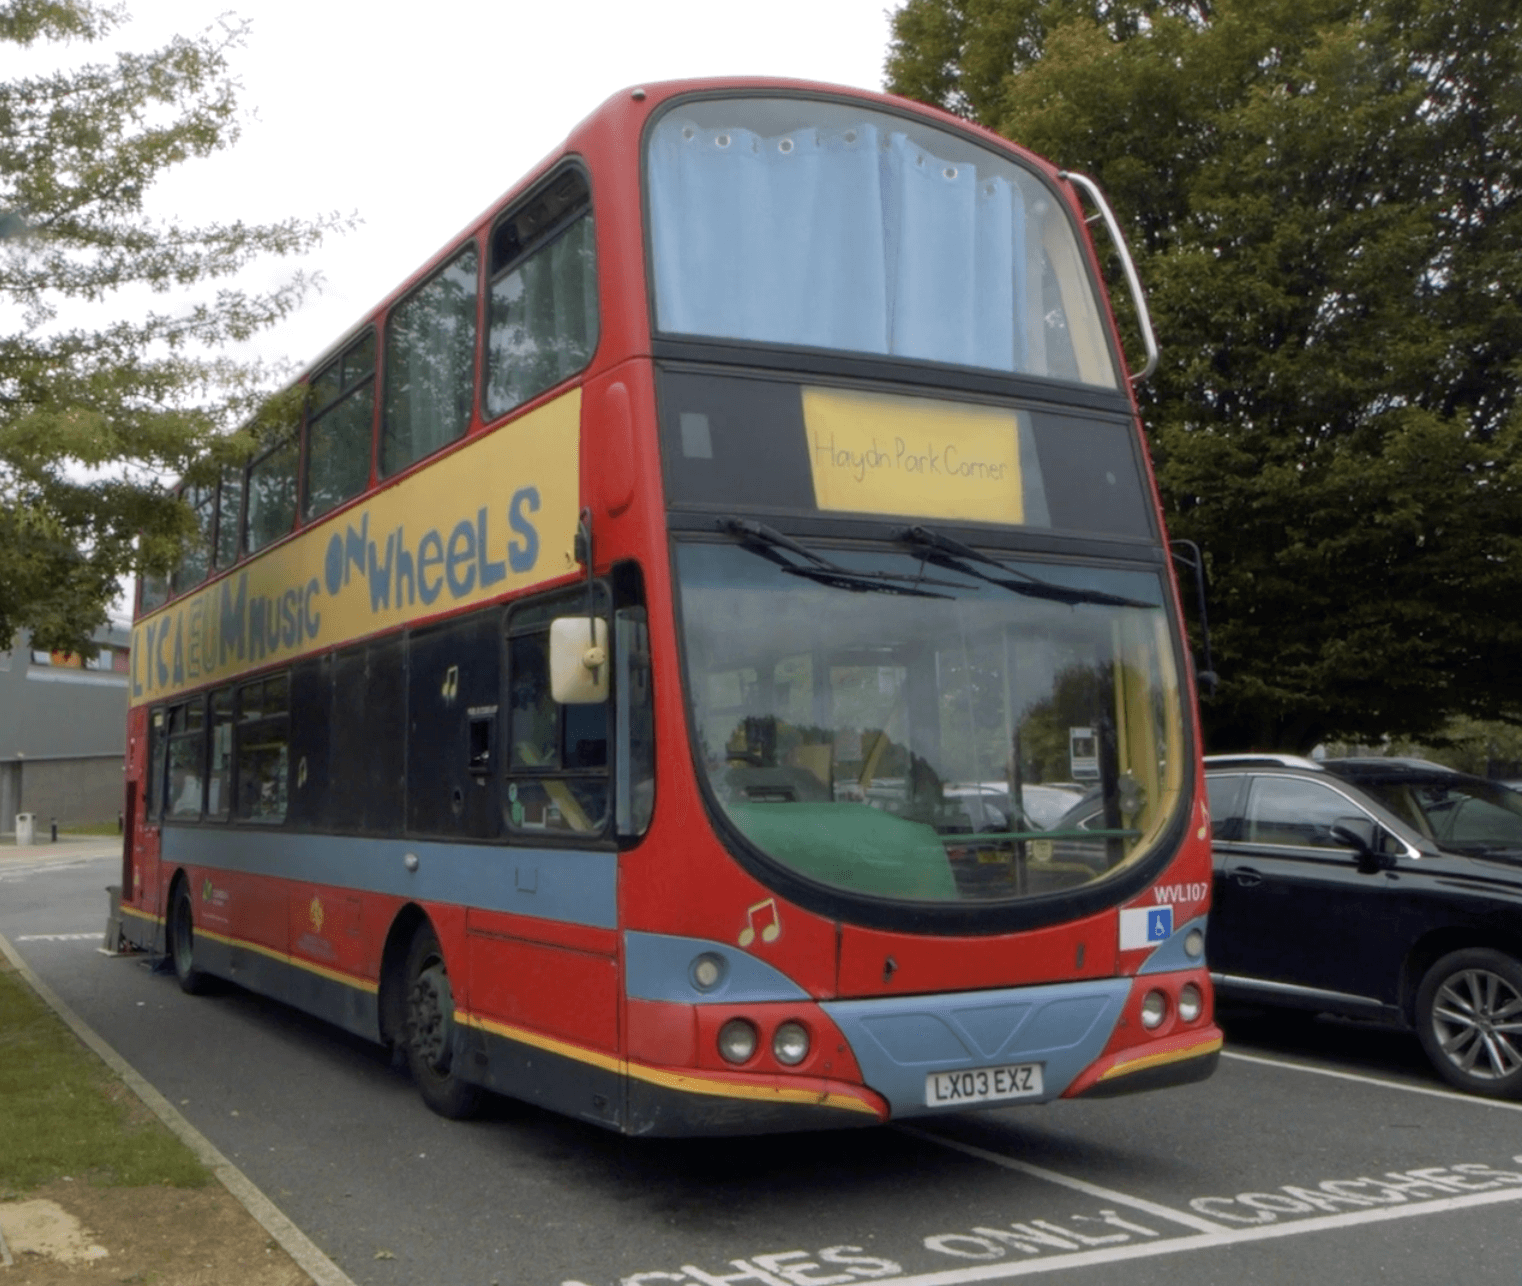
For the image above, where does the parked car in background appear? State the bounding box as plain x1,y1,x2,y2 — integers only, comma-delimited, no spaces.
1202,756,1522,1099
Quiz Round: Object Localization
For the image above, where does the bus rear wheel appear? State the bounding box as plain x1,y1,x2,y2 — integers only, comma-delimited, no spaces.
168,879,210,996
403,925,481,1119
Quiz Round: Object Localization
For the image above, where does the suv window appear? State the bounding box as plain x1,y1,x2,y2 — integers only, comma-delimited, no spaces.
1204,773,1245,840
1244,776,1373,849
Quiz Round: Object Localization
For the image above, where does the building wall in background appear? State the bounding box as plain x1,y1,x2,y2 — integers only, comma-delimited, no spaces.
14,756,126,833
0,628,130,833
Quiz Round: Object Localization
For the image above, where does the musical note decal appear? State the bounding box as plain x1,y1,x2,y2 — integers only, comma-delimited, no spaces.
737,898,781,948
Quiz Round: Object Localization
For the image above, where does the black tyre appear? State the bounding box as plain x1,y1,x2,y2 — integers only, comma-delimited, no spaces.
167,879,211,996
1415,948,1522,1099
402,925,481,1119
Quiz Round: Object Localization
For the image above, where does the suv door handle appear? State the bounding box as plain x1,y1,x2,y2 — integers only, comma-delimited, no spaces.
1233,867,1263,888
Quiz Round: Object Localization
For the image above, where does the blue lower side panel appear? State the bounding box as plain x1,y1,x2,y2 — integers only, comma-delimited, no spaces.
822,977,1132,1118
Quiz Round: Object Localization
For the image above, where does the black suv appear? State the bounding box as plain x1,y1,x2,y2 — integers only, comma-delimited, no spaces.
1202,756,1522,1099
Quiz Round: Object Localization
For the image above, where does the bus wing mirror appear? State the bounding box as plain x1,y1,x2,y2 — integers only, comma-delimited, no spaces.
550,616,609,704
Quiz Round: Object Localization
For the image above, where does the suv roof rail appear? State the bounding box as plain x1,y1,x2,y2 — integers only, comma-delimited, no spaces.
1321,757,1459,774
1203,753,1323,771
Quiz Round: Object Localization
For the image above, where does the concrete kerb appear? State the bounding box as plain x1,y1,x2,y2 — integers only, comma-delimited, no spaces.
0,931,359,1286
1,836,122,863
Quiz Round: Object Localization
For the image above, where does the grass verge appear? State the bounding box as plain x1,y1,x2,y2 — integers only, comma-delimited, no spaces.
0,955,208,1194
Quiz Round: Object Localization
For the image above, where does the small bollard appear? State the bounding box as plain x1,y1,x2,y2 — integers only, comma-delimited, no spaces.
50,817,57,842
118,811,124,833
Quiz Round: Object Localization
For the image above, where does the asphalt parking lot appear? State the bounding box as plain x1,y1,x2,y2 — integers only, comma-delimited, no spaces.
4,848,1520,1286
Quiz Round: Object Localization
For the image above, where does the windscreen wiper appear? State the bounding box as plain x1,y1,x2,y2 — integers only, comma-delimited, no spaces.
719,518,961,599
896,524,1154,610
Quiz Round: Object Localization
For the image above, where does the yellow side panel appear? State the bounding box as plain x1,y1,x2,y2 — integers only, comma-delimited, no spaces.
131,390,581,706
803,387,1024,525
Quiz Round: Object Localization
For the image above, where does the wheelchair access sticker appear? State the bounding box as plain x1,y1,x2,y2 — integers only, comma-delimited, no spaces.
1119,905,1173,951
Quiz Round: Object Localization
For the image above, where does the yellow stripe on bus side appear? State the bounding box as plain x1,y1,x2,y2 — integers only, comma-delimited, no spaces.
458,1010,625,1076
120,904,161,925
1097,1034,1224,1082
626,1061,882,1116
187,924,380,995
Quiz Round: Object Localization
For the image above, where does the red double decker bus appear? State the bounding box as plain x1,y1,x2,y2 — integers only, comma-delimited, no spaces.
120,78,1221,1134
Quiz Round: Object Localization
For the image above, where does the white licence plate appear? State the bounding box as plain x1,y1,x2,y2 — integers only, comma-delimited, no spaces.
925,1062,1044,1107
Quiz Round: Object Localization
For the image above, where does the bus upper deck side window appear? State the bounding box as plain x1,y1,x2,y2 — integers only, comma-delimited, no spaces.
485,168,598,420
382,246,479,478
171,485,214,594
246,434,299,553
214,464,244,569
304,331,376,521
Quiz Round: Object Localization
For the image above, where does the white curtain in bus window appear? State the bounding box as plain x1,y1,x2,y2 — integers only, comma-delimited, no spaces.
486,214,598,418
382,247,479,477
648,107,1117,387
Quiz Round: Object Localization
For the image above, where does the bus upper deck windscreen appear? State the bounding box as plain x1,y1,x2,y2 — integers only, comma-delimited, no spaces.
647,97,1118,388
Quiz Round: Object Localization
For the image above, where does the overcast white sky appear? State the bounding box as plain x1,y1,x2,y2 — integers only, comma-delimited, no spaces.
79,0,899,373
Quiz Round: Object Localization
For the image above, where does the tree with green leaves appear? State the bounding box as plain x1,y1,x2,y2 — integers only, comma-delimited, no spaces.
887,0,1522,752
0,0,336,656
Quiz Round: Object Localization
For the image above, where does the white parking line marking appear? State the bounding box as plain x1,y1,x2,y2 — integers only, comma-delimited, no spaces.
895,1127,1230,1234
16,933,100,942
1222,1050,1522,1112
873,1185,1522,1283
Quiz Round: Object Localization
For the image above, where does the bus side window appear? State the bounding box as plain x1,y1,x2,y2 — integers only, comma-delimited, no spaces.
214,464,244,569
236,673,290,824
146,706,168,819
485,167,598,420
171,485,214,594
246,433,299,553
504,592,609,836
206,687,234,820
304,330,375,522
382,245,478,478
166,697,207,819
615,606,655,840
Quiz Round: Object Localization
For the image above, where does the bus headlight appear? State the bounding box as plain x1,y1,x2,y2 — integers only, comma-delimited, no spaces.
718,1019,758,1064
1140,990,1168,1030
772,1021,810,1066
1184,928,1205,960
1178,984,1203,1023
690,952,726,992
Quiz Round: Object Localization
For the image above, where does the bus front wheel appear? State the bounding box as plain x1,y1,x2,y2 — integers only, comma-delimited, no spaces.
168,880,210,996
402,925,481,1119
